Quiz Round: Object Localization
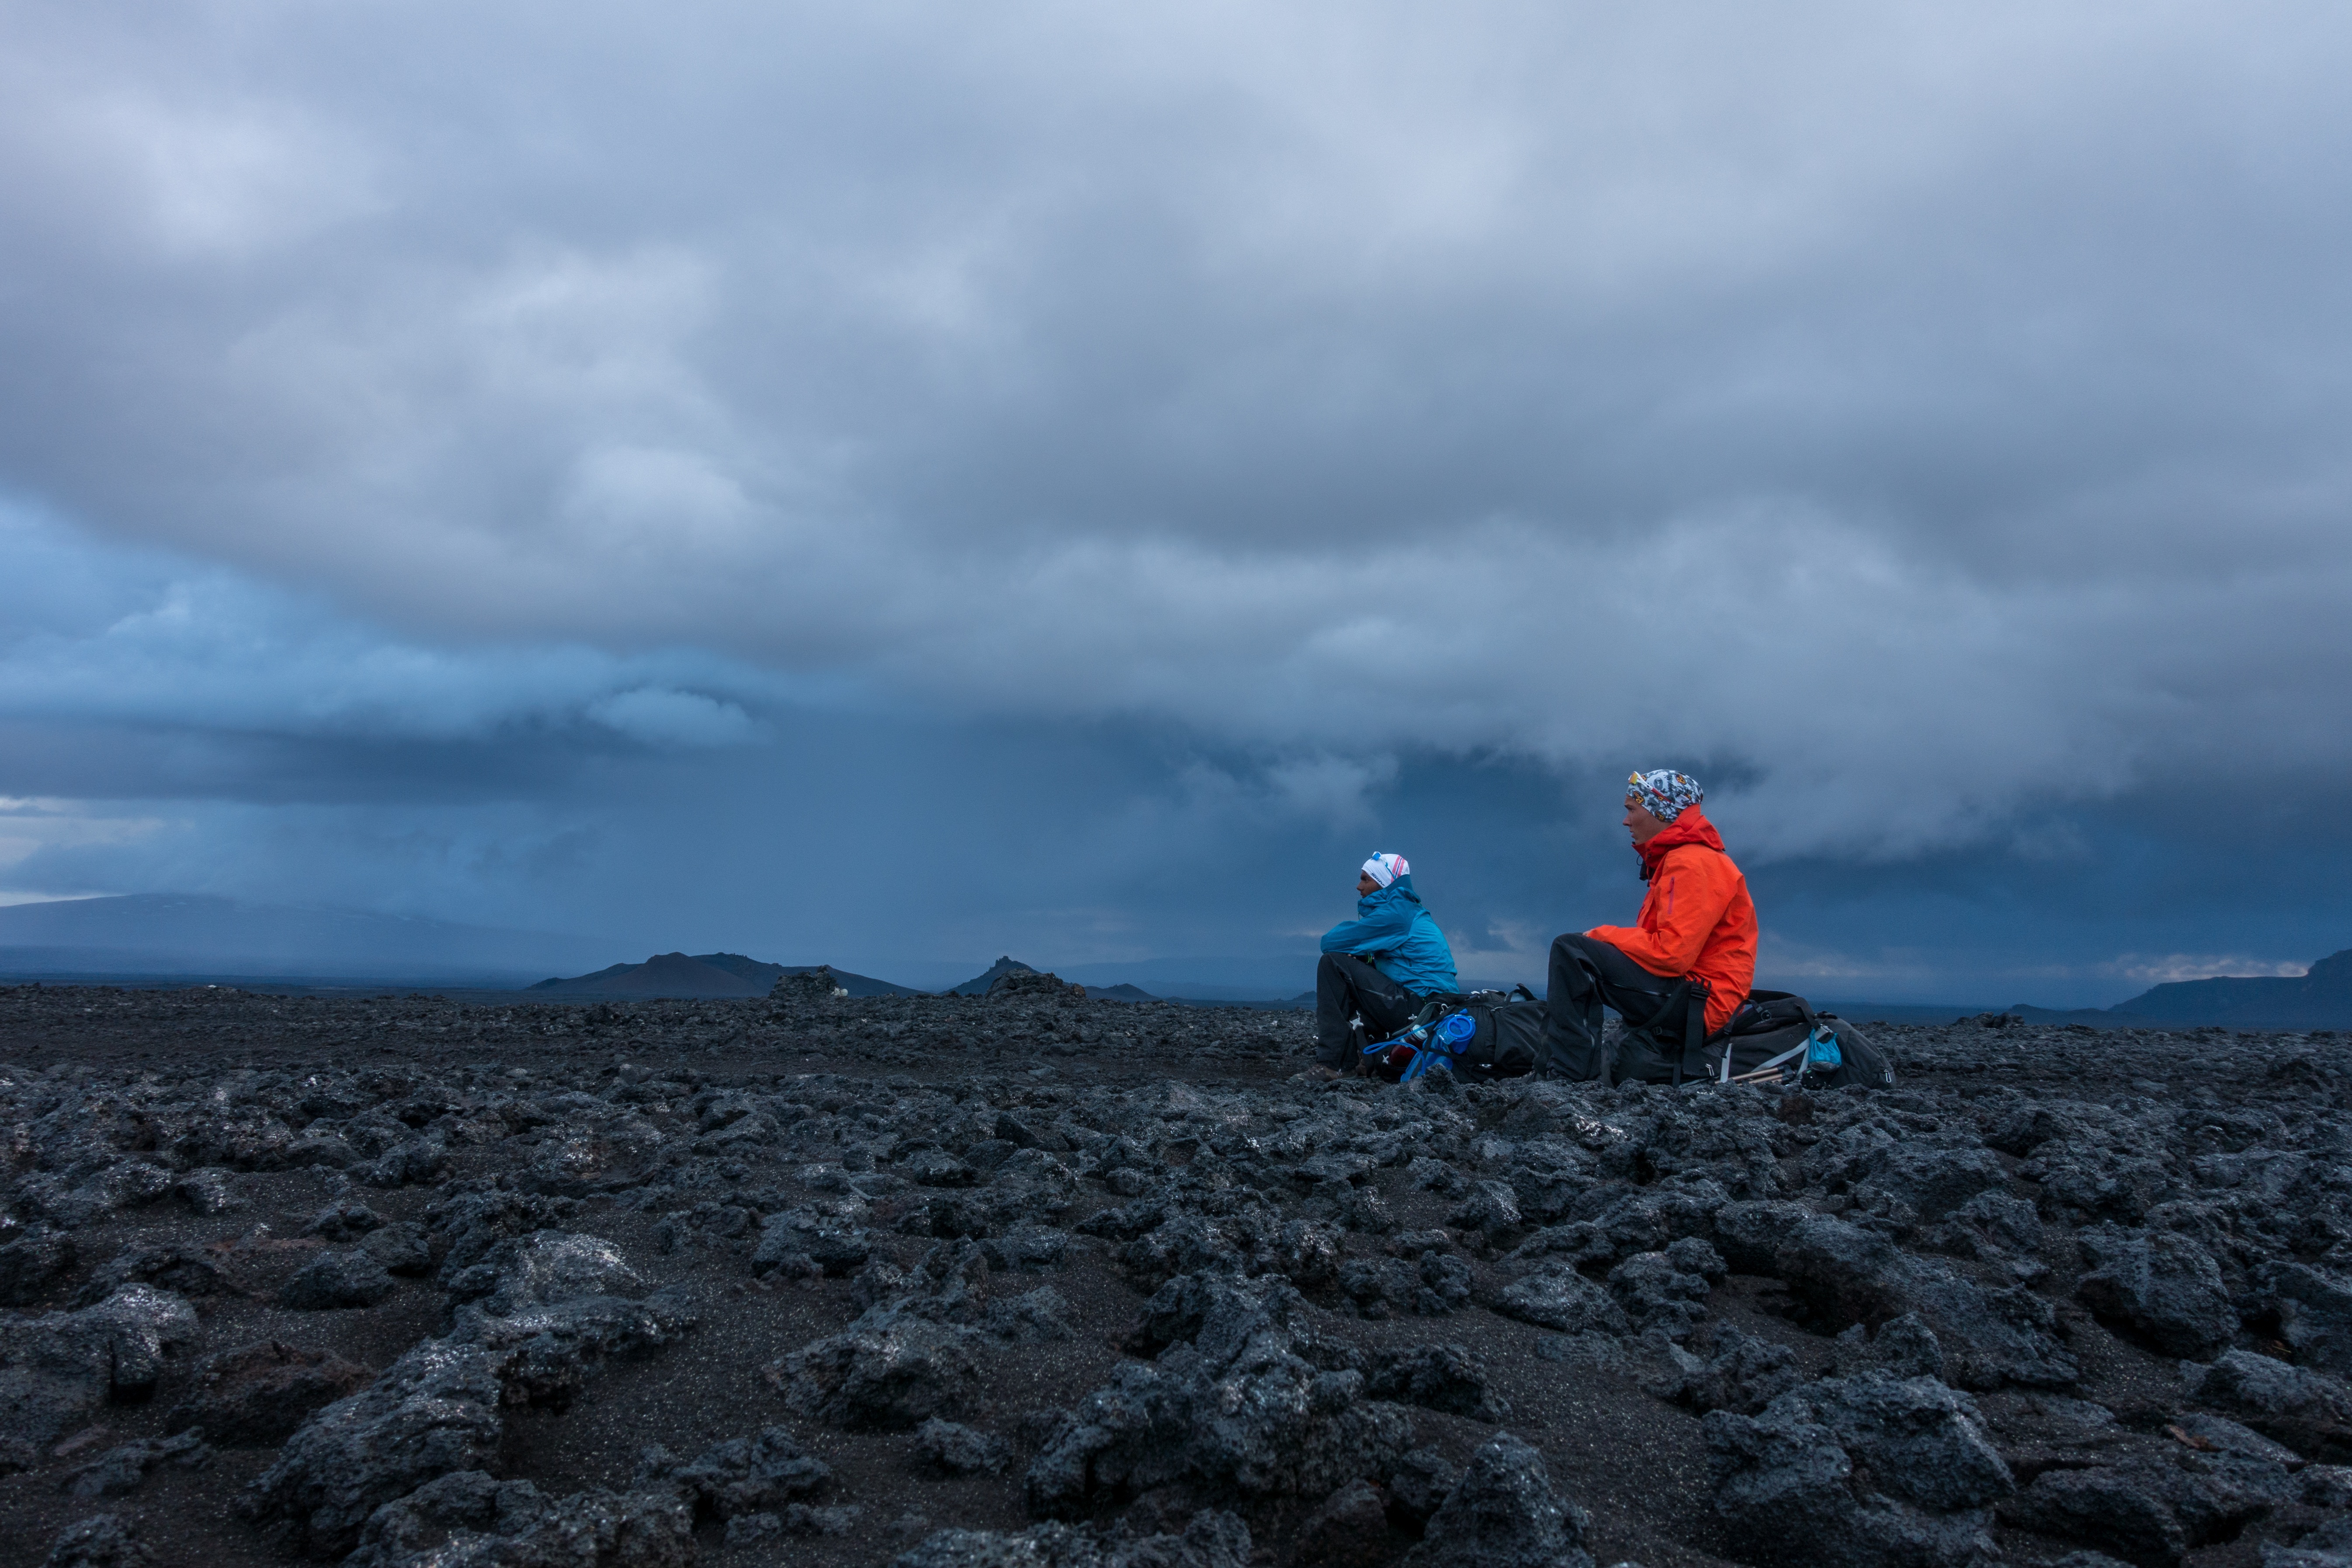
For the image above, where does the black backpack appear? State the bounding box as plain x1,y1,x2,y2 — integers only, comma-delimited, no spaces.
1448,987,1544,1080
1699,990,1896,1090
1810,1013,1896,1091
1361,989,1541,1083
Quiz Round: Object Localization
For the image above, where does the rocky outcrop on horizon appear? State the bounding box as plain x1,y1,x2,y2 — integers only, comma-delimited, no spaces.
946,957,1037,995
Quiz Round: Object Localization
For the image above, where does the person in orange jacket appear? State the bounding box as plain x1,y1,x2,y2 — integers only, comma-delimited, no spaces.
1542,769,1758,1082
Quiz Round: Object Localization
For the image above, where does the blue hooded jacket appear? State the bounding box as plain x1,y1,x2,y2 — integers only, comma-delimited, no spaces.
1320,873,1459,995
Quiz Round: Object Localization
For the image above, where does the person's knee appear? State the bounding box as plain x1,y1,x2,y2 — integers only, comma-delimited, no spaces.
1317,952,1366,996
1551,932,1617,964
1547,933,1604,999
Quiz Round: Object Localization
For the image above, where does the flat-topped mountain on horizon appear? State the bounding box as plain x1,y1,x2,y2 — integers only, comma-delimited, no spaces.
2103,947,2352,1028
530,952,922,999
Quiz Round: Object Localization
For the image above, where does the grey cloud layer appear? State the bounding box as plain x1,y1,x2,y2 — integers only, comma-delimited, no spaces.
3,0,2350,860
0,507,780,752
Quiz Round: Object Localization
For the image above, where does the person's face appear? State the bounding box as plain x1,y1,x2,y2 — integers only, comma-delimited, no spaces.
1357,873,1380,895
1623,797,1672,846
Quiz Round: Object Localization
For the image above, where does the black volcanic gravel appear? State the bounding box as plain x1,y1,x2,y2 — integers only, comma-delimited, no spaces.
0,981,2348,1568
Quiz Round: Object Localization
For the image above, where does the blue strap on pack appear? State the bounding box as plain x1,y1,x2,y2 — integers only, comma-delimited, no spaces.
1365,1010,1476,1082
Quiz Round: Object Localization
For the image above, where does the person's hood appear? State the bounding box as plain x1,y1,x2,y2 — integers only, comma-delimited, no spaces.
1360,872,1423,910
1637,808,1725,878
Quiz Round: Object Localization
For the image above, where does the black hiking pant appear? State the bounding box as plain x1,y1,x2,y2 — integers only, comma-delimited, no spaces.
1315,953,1426,1068
1542,932,1695,1082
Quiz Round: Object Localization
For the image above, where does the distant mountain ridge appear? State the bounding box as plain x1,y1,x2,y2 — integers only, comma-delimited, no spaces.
2104,948,2352,1028
0,902,1208,1002
0,894,608,979
530,953,762,998
530,953,923,999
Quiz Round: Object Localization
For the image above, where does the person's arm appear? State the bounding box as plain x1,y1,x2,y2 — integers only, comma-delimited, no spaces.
1587,848,1736,978
1321,900,1413,956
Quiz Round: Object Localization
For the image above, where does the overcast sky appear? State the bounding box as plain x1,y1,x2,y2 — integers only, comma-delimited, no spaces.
3,1,2349,1003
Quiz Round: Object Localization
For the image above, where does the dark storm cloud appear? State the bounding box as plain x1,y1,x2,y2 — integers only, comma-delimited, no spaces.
2,1,2349,994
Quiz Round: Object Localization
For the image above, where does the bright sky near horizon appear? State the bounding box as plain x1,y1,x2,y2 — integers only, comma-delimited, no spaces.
3,2,2349,1005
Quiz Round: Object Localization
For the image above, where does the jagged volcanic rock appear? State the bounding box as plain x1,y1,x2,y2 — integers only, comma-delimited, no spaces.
0,982,2342,1567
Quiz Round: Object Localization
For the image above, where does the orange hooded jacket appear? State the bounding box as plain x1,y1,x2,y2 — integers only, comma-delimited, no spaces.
1585,807,1757,1034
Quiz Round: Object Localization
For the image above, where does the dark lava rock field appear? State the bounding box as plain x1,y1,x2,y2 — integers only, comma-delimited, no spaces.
0,979,2348,1568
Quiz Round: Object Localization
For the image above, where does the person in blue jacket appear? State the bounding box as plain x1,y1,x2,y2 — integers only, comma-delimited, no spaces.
1304,852,1461,1081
